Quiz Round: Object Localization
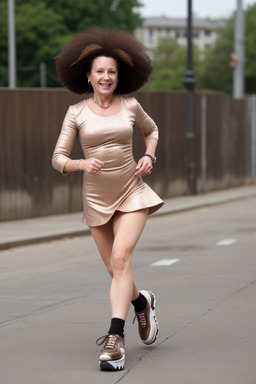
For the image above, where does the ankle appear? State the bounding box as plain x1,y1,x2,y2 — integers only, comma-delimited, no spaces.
131,292,147,313
108,317,125,339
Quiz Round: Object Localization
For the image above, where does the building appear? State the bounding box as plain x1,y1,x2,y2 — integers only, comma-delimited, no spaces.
135,16,225,57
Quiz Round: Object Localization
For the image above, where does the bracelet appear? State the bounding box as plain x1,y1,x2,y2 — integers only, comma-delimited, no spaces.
76,159,82,171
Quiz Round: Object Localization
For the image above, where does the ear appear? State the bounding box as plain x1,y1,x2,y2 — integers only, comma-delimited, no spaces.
87,72,91,82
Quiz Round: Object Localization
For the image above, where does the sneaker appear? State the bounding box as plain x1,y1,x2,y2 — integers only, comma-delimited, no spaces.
96,334,125,371
133,290,159,345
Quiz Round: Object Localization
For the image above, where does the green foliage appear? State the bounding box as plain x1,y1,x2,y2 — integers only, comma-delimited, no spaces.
14,0,143,33
26,0,143,34
199,4,256,94
15,2,72,87
3,1,256,93
144,38,202,91
143,20,233,93
145,4,256,94
0,0,143,87
199,17,234,93
144,38,186,91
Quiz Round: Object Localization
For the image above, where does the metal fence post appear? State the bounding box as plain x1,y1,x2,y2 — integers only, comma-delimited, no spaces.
251,94,256,182
201,94,207,192
40,62,47,88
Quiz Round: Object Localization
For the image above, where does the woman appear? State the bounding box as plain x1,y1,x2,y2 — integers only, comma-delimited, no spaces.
52,27,164,371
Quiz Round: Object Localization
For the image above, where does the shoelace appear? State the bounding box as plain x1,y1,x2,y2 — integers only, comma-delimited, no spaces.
133,312,147,328
96,334,118,348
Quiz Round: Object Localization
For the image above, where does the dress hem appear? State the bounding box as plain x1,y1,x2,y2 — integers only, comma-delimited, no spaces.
82,200,164,228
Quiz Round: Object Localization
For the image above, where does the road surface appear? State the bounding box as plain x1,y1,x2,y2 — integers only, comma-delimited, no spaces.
0,197,255,383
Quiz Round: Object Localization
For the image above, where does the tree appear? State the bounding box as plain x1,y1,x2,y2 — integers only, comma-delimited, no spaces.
144,38,186,91
199,4,256,94
0,0,143,87
15,2,72,87
199,17,234,94
144,37,202,91
144,4,256,94
41,0,143,34
0,1,71,87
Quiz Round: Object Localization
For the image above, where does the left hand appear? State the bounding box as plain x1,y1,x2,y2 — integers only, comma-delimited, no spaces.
135,156,153,176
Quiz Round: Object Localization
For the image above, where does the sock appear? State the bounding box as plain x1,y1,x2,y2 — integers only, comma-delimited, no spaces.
108,318,125,339
131,293,147,313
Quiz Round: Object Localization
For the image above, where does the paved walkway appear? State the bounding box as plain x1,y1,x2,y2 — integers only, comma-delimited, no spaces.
1,185,256,250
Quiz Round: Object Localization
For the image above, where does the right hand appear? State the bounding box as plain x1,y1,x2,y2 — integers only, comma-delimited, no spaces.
80,158,104,174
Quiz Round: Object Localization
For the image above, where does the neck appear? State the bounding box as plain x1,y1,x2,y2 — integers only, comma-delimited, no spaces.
93,95,114,109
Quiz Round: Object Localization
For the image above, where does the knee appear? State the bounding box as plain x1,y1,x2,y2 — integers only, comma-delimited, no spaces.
111,249,130,276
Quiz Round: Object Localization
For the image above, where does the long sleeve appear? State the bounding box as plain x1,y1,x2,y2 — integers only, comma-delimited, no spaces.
52,106,78,175
133,99,159,140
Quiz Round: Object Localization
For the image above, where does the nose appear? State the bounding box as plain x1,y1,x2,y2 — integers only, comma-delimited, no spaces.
103,71,110,80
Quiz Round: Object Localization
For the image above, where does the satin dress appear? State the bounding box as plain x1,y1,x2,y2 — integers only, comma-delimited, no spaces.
52,96,164,227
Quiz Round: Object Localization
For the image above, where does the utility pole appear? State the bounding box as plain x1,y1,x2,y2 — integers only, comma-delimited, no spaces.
8,0,16,87
233,0,245,99
183,0,196,194
40,62,47,87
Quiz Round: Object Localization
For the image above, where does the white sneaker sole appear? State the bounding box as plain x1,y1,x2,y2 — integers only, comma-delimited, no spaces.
139,290,159,345
99,354,125,371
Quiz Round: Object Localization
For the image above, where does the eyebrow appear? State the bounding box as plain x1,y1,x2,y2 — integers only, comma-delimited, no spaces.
95,67,117,70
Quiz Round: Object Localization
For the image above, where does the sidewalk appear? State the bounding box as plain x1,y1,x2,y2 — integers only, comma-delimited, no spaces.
1,185,256,250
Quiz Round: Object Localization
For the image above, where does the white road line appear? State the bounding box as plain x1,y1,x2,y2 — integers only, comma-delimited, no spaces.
151,258,180,267
216,239,238,246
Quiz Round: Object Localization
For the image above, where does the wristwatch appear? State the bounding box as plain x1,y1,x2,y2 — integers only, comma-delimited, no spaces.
144,153,157,164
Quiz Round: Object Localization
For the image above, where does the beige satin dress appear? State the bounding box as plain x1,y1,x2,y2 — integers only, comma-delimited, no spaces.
52,96,164,227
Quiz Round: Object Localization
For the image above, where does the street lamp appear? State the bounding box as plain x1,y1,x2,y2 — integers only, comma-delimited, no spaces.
183,0,196,194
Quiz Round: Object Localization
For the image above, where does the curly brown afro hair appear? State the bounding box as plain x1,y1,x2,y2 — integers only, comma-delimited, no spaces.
55,27,153,95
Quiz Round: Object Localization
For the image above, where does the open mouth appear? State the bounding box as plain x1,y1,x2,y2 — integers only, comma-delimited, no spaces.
100,83,112,88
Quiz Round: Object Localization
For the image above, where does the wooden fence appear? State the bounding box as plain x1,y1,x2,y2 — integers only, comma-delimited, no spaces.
0,88,254,221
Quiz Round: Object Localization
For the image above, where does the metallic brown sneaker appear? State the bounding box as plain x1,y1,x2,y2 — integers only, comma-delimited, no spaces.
133,290,159,345
96,334,125,371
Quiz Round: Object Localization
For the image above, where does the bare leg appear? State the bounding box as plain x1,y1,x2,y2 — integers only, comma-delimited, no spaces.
110,209,148,320
89,209,148,320
89,219,115,277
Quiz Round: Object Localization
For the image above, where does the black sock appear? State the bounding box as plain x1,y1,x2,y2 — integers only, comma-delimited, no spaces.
131,293,147,313
108,318,125,339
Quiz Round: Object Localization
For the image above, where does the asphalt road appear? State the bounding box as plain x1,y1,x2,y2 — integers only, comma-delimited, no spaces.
0,197,256,383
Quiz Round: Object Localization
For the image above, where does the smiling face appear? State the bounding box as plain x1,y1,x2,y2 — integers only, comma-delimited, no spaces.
87,56,118,98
